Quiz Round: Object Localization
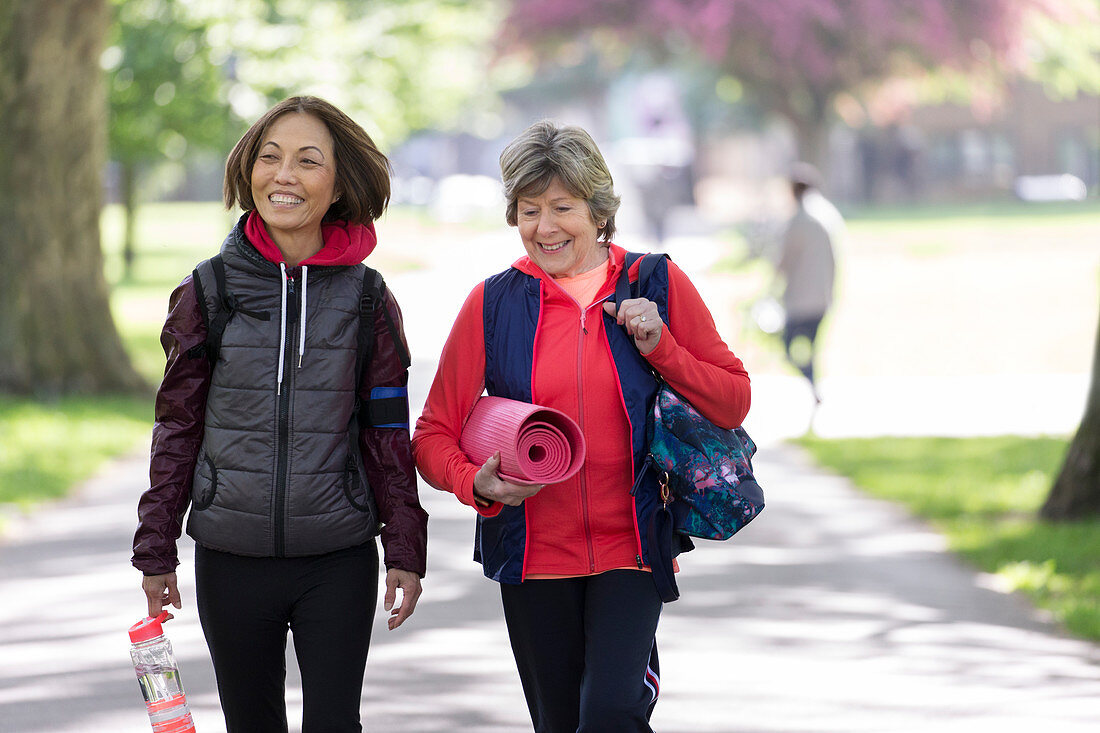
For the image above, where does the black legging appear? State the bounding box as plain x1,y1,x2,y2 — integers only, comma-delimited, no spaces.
500,570,663,733
195,541,378,733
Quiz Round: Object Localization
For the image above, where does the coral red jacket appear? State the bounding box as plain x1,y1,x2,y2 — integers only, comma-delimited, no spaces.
412,245,749,579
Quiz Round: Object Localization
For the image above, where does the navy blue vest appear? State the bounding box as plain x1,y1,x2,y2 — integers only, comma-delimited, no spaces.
476,254,675,583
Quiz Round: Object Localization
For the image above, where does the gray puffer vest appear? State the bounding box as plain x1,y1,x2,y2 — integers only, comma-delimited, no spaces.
186,224,380,557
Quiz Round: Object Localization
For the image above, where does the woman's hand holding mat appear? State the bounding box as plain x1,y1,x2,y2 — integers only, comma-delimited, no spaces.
460,396,587,488
472,452,544,506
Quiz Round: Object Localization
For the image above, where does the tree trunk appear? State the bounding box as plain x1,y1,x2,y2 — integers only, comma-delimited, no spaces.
0,0,146,395
793,122,828,171
121,161,137,282
788,104,830,173
1041,299,1100,520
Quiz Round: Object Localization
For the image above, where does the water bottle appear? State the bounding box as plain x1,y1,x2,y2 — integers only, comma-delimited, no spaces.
128,611,197,733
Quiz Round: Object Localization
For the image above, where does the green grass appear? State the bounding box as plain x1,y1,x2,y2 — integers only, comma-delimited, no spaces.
0,395,151,506
796,435,1100,640
842,197,1100,225
843,199,1100,258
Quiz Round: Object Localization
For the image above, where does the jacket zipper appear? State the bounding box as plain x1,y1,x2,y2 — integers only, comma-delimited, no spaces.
577,296,615,574
577,307,595,573
274,273,298,557
595,284,647,571
577,293,618,573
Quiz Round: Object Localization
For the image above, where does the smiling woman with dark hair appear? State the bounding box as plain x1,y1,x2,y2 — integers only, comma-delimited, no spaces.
132,96,427,733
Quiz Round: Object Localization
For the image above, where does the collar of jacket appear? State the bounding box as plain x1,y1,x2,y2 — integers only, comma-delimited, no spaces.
218,214,360,278
244,210,378,267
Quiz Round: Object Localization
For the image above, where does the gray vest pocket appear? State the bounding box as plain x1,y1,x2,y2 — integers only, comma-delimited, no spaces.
191,452,219,511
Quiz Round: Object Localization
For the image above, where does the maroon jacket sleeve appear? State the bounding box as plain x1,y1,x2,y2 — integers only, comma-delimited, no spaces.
359,287,428,577
132,275,212,575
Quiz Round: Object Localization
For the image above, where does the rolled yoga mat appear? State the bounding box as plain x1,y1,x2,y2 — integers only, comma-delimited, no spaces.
459,396,587,485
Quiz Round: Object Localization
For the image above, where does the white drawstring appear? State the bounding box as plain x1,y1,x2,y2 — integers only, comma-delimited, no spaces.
277,262,288,395
298,265,308,367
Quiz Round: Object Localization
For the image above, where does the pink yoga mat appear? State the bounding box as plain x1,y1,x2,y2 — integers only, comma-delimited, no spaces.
460,396,586,485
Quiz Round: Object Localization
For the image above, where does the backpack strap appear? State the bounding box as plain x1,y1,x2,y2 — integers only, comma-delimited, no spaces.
190,254,271,366
187,262,213,361
355,266,383,394
613,251,670,382
203,255,233,368
356,266,412,430
614,251,668,306
637,253,664,295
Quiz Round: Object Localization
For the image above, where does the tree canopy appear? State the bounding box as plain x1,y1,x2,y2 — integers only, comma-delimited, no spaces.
106,0,231,173
498,0,1092,164
225,0,504,146
105,0,503,159
105,0,233,278
103,0,504,277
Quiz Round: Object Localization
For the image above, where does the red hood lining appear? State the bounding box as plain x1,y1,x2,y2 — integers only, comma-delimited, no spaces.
245,210,378,268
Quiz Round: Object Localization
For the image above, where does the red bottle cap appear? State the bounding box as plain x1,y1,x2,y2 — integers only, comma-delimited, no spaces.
128,610,170,643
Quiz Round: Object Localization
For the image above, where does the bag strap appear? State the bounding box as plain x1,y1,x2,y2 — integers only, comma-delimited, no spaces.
193,254,272,367
613,252,670,382
187,261,212,361
204,255,232,368
356,266,411,373
355,266,383,388
613,252,643,306
613,251,666,306
637,253,663,296
355,266,412,431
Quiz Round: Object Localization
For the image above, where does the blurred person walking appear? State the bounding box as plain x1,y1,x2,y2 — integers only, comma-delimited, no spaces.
131,96,427,733
775,162,840,405
412,120,750,732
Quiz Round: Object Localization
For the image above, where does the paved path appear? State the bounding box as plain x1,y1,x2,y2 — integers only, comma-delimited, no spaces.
1,230,1098,732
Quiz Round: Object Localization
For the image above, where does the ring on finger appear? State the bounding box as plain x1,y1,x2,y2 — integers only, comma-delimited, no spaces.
640,315,647,323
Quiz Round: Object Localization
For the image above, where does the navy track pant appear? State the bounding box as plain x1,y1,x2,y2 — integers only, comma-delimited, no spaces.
500,569,663,733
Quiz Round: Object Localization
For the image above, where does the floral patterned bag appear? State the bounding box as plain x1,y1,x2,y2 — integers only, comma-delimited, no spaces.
617,252,765,542
648,385,764,540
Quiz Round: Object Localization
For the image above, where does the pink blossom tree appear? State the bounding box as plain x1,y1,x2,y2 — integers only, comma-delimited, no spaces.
499,0,1057,165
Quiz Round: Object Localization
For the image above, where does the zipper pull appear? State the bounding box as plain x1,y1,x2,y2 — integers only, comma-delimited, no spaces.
580,309,588,334
286,278,298,324
636,554,644,569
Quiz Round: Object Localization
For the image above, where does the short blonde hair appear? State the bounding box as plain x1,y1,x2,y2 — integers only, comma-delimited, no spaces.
499,120,621,243
224,96,390,224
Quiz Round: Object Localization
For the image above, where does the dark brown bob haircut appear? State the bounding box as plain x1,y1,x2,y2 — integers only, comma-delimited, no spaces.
223,96,390,224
